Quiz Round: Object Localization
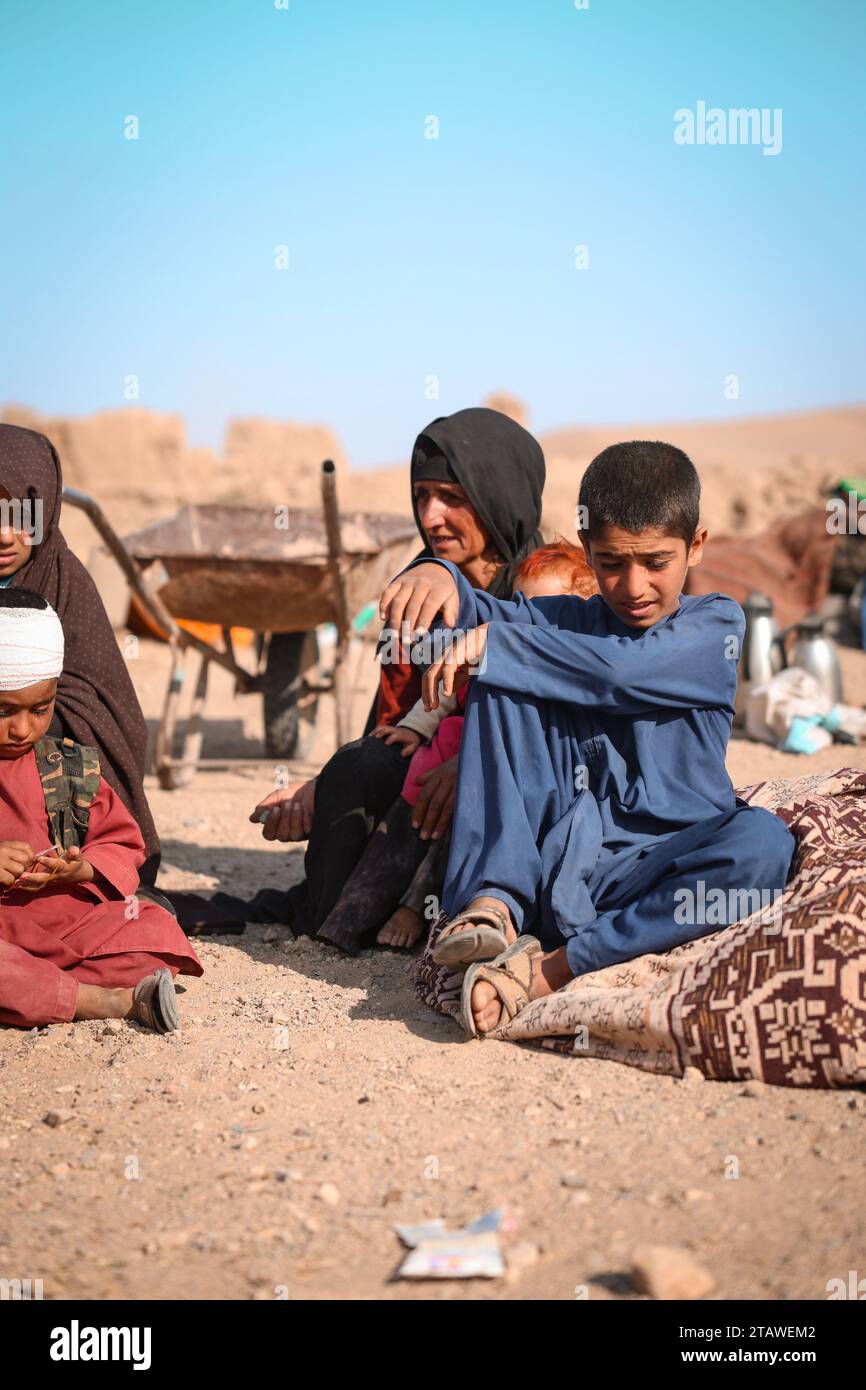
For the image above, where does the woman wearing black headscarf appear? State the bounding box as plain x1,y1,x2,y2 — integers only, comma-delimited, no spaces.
247,407,545,939
371,408,547,729
0,424,160,883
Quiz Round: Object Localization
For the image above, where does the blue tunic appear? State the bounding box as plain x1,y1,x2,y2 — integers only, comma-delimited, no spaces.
410,558,795,974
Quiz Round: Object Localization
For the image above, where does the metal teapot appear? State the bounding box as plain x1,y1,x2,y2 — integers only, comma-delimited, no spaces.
788,613,844,706
736,592,785,722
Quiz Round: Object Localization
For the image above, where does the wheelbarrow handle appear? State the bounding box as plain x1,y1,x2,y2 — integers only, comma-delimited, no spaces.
61,486,182,641
320,461,353,747
62,485,257,692
320,461,351,641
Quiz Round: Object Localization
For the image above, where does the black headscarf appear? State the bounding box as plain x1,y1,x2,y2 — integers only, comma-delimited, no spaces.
409,407,545,597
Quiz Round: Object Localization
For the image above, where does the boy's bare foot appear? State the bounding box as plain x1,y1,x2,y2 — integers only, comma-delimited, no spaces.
74,984,134,1021
376,906,424,950
471,944,573,1034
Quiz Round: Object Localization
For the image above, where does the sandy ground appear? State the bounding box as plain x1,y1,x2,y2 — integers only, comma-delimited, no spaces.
1,634,865,1303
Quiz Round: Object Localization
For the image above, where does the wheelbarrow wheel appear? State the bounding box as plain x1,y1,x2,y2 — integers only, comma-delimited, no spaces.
263,630,319,760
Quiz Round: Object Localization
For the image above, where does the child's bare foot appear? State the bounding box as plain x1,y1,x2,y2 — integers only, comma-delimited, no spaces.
74,984,134,1021
471,944,573,1034
376,906,424,950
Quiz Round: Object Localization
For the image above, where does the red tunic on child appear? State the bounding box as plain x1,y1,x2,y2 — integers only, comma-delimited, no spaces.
0,748,202,1029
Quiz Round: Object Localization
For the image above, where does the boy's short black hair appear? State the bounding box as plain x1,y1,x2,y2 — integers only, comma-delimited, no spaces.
578,440,701,546
0,587,47,609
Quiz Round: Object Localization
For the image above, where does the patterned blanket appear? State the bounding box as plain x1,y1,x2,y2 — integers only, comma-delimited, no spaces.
413,768,866,1088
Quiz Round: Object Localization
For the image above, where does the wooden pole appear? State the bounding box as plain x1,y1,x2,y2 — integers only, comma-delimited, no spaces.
320,460,351,746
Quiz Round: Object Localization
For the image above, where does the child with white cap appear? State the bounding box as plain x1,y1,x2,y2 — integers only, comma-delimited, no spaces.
0,589,201,1032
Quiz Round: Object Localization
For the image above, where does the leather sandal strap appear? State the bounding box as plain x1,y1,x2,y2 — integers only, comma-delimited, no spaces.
476,953,536,1025
131,970,177,1034
132,975,162,1031
442,904,510,939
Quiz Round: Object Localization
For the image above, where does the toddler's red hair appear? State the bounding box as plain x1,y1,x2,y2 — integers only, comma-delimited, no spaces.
515,538,598,598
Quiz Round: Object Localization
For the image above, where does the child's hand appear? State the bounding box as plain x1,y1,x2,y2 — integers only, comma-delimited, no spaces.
0,840,36,886
379,562,460,635
422,624,489,709
370,725,422,757
16,845,94,891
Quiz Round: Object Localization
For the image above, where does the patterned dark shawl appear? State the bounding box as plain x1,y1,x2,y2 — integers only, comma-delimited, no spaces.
0,424,159,878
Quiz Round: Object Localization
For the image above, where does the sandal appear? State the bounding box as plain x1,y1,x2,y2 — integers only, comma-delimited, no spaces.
460,936,542,1039
431,903,513,967
131,968,180,1034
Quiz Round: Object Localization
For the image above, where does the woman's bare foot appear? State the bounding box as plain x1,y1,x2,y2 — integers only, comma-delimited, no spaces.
74,984,134,1021
471,944,573,1034
377,906,424,950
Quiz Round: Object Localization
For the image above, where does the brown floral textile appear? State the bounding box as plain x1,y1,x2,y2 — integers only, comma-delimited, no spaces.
412,768,866,1089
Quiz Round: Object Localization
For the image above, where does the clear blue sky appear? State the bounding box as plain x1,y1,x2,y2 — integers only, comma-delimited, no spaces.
2,0,864,466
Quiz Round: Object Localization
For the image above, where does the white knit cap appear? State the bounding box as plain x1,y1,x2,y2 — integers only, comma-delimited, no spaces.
0,601,64,690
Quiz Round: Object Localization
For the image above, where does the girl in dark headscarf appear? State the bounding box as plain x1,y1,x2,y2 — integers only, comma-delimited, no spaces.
248,407,545,939
0,424,160,882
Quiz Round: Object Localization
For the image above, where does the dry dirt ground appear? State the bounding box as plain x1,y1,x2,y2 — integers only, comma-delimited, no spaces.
1,638,865,1302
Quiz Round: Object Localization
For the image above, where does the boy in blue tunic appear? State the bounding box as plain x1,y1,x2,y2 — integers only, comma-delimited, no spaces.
379,441,796,1036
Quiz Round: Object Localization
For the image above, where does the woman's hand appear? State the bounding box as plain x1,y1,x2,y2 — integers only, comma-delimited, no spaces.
379,562,460,635
370,724,422,757
411,755,459,840
250,779,317,841
421,624,489,710
16,845,94,890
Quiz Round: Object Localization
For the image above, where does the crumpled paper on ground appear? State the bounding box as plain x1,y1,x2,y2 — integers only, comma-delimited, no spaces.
395,1208,510,1279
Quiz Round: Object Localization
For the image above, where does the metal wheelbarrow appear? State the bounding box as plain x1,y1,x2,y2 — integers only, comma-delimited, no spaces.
63,462,417,788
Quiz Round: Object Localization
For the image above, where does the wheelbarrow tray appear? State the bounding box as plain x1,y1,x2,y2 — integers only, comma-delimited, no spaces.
124,504,418,632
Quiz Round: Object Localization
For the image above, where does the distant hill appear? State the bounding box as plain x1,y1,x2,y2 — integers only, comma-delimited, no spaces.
4,402,864,559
